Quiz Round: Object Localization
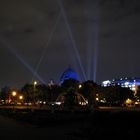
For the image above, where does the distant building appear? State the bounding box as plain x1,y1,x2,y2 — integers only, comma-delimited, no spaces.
102,77,140,94
48,79,55,87
59,67,80,84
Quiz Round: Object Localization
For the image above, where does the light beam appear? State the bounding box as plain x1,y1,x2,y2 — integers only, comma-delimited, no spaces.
0,36,45,84
57,0,87,81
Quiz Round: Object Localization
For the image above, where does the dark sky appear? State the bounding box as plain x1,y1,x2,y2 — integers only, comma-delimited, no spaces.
0,0,140,88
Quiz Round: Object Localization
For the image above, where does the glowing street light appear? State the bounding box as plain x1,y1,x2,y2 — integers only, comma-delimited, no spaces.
19,95,23,100
79,84,82,89
19,95,23,105
96,97,99,101
33,81,37,105
12,91,17,97
12,91,17,109
34,81,37,86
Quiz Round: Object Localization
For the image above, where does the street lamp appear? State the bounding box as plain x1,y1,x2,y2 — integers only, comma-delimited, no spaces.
12,91,17,109
19,95,23,105
19,95,23,100
79,84,82,89
34,81,37,86
33,81,37,105
12,91,17,97
96,97,99,101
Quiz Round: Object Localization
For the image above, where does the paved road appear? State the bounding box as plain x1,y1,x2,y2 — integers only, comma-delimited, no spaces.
0,105,50,110
98,106,140,111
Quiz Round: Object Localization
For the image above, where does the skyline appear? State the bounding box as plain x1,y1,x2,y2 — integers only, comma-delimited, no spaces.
0,0,140,88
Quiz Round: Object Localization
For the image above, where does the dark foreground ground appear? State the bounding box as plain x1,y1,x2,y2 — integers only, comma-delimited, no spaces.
0,108,140,139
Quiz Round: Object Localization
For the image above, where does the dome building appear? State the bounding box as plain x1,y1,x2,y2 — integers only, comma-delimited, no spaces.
59,67,80,84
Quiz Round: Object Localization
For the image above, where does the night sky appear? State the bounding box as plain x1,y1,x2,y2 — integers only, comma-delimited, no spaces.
0,0,140,88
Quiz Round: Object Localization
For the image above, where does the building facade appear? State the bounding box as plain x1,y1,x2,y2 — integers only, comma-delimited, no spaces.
102,77,140,94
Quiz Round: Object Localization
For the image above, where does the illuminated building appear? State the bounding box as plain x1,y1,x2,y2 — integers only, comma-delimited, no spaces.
102,77,140,94
59,67,80,84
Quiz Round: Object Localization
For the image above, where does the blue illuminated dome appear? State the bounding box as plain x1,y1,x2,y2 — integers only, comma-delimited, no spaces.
60,68,80,84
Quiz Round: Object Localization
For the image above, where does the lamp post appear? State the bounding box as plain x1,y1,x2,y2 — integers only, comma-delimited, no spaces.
33,81,37,105
19,95,23,105
12,91,17,97
19,95,23,100
79,84,82,89
12,91,17,109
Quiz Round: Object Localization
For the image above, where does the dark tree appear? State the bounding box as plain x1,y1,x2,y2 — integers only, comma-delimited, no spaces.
100,86,135,106
0,86,11,103
63,87,77,110
35,84,49,101
21,84,34,102
61,78,80,91
47,84,63,102
78,80,98,98
78,80,99,110
135,85,140,99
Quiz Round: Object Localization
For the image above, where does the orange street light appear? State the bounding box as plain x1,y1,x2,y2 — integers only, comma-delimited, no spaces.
12,91,17,97
12,91,17,109
19,95,23,100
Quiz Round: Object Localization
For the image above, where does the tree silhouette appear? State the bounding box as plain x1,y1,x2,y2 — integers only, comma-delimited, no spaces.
0,86,11,103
